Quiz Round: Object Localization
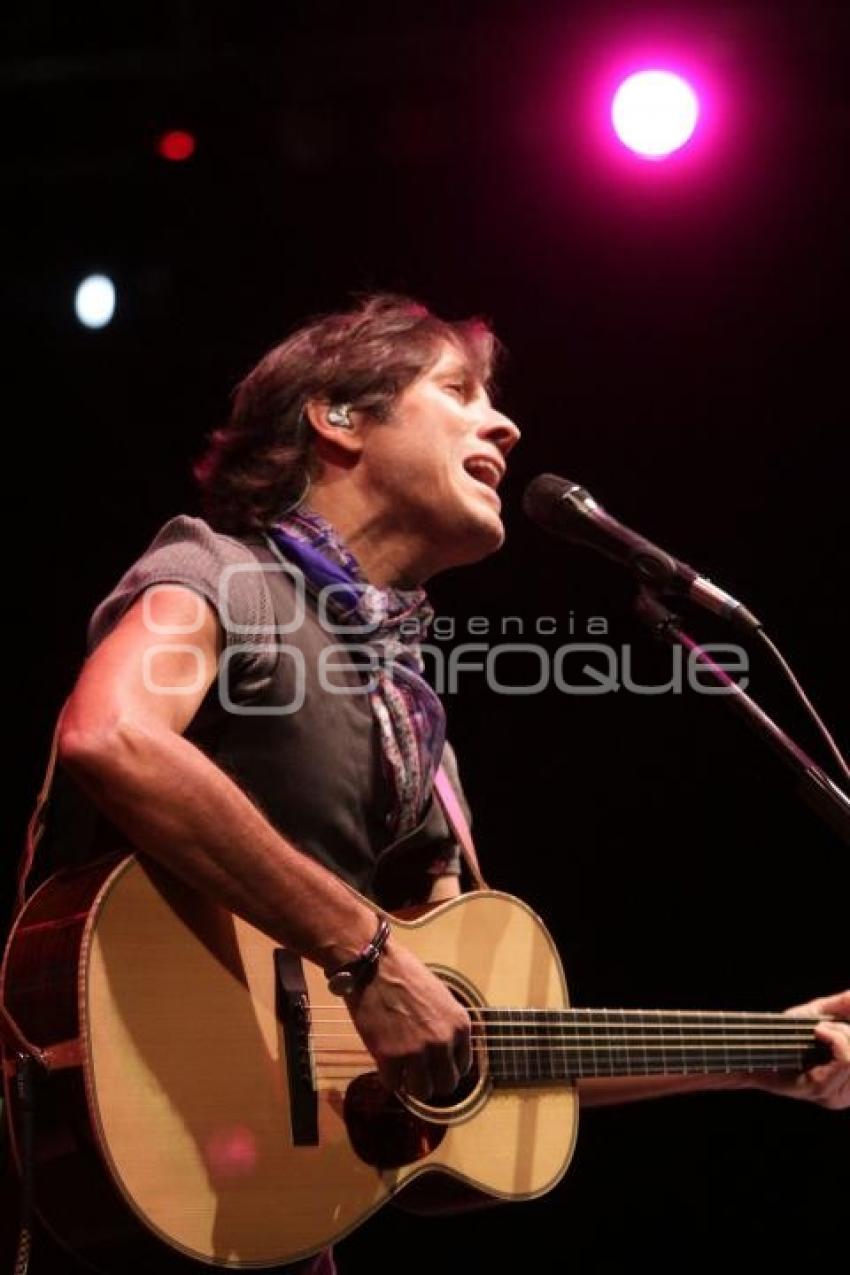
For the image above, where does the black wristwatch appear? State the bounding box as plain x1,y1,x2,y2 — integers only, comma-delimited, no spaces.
326,916,391,997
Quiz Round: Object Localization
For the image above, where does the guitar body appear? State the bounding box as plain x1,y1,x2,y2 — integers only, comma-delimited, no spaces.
2,856,577,1271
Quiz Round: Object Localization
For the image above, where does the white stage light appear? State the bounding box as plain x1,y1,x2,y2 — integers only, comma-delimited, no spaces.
74,275,116,329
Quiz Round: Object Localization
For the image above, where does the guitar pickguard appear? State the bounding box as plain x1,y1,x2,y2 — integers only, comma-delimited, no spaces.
343,1073,446,1169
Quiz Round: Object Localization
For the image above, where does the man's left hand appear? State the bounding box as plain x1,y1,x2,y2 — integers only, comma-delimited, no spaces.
755,989,850,1110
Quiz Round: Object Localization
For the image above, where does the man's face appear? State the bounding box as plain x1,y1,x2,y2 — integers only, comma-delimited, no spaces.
358,341,520,581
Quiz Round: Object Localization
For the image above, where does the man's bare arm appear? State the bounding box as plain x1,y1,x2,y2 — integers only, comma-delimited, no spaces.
58,585,470,1100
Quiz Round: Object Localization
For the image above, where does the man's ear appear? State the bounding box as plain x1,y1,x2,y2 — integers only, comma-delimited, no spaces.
304,400,364,455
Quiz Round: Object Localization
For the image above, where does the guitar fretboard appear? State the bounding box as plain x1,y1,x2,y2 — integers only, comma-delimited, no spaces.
481,1008,827,1083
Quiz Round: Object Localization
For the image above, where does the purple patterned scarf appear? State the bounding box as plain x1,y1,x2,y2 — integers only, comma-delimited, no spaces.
267,510,445,837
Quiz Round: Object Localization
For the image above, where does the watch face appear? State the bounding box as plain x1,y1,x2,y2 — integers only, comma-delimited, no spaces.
327,919,389,996
328,969,356,996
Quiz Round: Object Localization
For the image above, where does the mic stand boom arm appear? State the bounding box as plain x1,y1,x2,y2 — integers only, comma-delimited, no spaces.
634,588,850,848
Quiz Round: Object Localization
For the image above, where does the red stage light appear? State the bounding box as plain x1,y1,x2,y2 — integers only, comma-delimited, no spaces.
157,130,196,162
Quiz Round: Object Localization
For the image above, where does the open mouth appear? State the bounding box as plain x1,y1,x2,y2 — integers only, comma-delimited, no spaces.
463,457,503,491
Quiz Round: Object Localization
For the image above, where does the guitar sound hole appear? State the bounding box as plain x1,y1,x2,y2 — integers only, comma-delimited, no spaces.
421,1059,480,1109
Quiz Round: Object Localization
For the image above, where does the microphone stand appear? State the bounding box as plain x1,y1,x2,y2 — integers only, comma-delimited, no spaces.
633,588,850,847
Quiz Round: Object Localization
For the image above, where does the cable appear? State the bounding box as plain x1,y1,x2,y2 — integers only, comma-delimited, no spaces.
756,628,850,786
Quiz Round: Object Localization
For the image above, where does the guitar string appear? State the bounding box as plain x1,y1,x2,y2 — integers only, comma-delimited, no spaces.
310,1043,815,1063
305,1030,825,1050
311,1052,814,1075
304,1017,822,1029
303,1007,831,1021
312,1055,811,1064
306,1036,817,1049
304,1020,823,1041
305,1023,818,1038
307,1041,817,1054
295,1008,832,1065
306,1028,821,1070
304,1020,823,1035
305,1033,820,1045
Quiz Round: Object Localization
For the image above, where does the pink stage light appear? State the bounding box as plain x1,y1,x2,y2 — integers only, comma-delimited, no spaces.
611,70,699,159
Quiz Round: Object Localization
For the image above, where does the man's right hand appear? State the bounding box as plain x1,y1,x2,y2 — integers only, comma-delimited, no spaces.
345,939,472,1101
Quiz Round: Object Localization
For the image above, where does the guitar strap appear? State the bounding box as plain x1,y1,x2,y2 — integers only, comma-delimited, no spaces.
4,716,60,1058
16,705,66,912
433,765,488,891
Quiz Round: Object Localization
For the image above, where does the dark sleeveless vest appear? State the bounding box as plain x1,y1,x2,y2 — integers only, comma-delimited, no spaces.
35,538,463,909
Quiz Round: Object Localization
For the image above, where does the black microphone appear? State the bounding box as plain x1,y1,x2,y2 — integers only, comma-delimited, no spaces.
522,473,761,632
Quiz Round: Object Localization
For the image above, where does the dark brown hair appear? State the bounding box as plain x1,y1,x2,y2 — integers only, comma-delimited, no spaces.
194,293,500,533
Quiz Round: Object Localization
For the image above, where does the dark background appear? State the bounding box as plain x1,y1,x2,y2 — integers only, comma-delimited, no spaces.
4,1,848,1271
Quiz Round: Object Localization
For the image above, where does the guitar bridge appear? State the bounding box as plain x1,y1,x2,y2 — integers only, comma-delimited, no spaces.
274,949,318,1146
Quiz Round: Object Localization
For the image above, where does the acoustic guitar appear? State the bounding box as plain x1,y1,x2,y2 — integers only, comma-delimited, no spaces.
1,854,828,1272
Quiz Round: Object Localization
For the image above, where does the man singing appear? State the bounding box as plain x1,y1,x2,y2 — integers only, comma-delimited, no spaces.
14,294,850,1271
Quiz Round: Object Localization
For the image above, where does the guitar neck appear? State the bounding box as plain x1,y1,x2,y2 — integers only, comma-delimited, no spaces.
483,1008,828,1083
